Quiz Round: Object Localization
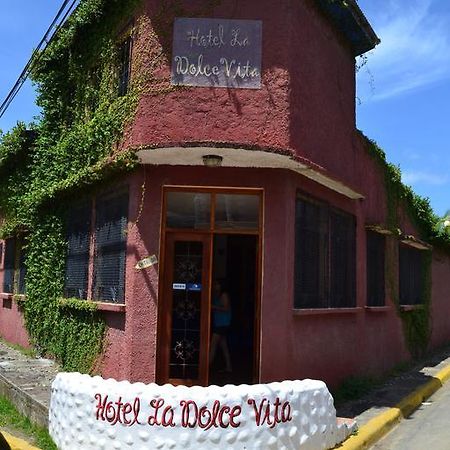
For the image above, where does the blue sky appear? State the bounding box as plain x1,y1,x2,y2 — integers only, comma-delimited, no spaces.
357,0,450,216
0,0,448,217
0,1,62,131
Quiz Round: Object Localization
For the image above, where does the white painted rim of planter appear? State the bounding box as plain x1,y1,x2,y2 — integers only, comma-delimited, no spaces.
49,373,355,450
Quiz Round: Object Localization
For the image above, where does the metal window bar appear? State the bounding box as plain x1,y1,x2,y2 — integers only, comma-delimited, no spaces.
329,210,356,308
3,238,16,294
17,244,27,295
64,202,91,299
366,231,385,306
399,246,424,305
93,190,129,303
118,37,132,97
294,198,329,308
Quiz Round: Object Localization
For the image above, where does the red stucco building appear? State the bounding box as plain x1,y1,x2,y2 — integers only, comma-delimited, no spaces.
1,0,450,389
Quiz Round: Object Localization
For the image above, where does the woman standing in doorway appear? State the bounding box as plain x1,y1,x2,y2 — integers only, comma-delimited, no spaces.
209,279,232,373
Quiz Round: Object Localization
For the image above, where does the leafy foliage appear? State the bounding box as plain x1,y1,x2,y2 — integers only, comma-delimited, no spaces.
0,0,142,372
360,131,445,357
361,131,450,250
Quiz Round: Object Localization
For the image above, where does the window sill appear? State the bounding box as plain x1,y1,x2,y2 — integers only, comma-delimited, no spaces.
95,302,126,313
365,306,391,312
58,298,126,313
0,293,26,302
399,304,424,312
293,307,363,316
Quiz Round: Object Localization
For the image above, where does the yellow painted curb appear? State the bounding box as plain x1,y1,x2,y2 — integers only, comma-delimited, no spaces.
339,363,450,449
1,431,41,450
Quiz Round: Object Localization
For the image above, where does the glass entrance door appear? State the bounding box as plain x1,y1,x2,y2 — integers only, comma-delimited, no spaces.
158,188,262,386
158,233,211,386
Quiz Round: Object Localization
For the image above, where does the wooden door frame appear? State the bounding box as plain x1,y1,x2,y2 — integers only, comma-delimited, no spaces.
156,186,264,386
157,232,212,386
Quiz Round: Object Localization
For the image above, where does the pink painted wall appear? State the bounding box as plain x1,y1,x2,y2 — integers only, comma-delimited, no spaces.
0,296,30,348
0,163,448,388
127,0,291,152
430,251,450,348
0,0,449,391
97,164,450,388
126,0,360,181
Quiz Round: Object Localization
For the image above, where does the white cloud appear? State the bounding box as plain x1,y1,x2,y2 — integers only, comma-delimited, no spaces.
357,0,450,101
402,170,449,186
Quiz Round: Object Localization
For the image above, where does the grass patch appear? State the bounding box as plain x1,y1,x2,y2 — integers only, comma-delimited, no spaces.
0,337,37,359
0,396,56,450
332,376,380,406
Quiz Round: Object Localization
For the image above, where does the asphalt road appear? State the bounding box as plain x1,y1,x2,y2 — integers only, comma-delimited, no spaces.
372,381,450,449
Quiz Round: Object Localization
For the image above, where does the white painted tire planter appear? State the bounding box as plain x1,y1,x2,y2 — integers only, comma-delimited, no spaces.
49,373,353,450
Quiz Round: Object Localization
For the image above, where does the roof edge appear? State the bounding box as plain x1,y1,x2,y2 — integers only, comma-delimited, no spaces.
317,0,380,57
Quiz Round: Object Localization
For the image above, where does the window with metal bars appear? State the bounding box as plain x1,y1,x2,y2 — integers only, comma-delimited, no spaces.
366,231,385,306
399,245,425,305
64,202,91,299
329,210,356,307
17,243,26,295
118,36,132,97
3,238,16,294
93,190,129,303
294,195,356,309
2,237,26,294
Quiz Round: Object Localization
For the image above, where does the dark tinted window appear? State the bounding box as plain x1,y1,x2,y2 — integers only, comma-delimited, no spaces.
64,203,91,299
366,232,385,306
399,246,424,305
329,211,356,308
3,238,16,293
294,199,329,308
93,190,129,303
118,37,132,96
294,196,356,309
17,243,26,295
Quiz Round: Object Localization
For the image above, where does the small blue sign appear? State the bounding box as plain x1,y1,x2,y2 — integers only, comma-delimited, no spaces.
187,283,202,291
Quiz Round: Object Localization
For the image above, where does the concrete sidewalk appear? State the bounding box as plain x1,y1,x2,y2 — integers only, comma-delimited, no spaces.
0,342,59,429
336,345,450,449
0,340,450,449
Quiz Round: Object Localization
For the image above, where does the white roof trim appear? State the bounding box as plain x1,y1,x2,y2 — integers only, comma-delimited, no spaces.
137,146,364,200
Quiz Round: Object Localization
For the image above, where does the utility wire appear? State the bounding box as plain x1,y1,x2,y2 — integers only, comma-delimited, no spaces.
0,0,79,120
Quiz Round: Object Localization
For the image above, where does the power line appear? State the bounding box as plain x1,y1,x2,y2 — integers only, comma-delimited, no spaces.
0,0,79,120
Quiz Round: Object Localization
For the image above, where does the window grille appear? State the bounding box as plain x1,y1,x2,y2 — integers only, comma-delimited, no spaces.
3,238,16,293
93,191,128,303
118,36,132,96
294,195,356,309
64,203,91,299
17,244,26,295
399,245,424,305
366,231,385,306
294,199,329,308
329,210,356,308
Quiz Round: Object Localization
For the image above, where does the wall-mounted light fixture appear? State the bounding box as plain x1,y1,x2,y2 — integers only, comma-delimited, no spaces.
202,154,223,167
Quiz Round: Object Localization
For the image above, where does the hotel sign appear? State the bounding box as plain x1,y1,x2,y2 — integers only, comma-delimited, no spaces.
171,18,262,89
50,373,354,450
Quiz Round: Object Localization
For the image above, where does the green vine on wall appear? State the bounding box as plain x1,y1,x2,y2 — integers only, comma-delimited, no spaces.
0,0,143,372
0,0,224,373
361,131,447,358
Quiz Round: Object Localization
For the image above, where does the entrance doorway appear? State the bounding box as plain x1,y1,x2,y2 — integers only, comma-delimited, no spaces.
157,188,262,387
209,234,257,385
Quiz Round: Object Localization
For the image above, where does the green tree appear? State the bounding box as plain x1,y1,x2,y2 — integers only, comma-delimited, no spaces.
436,210,450,235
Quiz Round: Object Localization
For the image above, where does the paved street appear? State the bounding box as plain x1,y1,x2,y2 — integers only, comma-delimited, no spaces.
372,380,450,449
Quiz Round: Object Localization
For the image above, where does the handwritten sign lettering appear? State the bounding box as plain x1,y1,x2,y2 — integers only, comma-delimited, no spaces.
172,18,262,89
94,393,292,430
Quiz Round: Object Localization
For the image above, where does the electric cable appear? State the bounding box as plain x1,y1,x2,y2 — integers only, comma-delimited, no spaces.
0,0,79,120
